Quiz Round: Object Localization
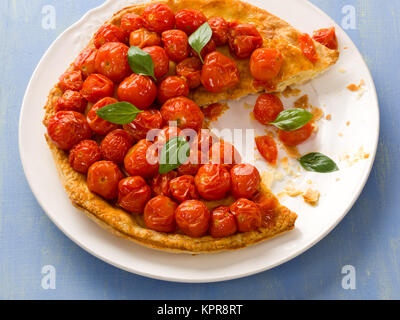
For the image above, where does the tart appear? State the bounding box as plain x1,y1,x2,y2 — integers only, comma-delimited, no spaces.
43,0,339,253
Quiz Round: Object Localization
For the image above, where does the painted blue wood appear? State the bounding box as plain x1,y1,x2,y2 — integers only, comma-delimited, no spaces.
0,0,399,300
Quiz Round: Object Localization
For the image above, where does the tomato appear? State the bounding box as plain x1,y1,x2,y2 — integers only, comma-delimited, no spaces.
55,90,87,113
278,122,313,146
69,140,102,174
59,70,83,92
118,176,151,214
161,29,190,63
298,33,319,63
209,141,241,168
230,164,261,199
87,97,120,135
201,52,240,93
190,39,216,61
176,57,202,89
150,171,178,197
194,163,231,201
169,175,199,203
124,139,159,178
177,148,205,176
255,135,278,165
120,13,145,33
208,17,229,46
209,206,237,238
313,27,338,50
230,198,261,232
253,192,279,228
87,161,124,200
93,23,127,49
228,23,263,59
250,48,283,82
142,46,169,79
100,129,134,165
80,74,115,103
74,48,98,77
94,42,131,83
129,28,161,48
161,97,204,132
157,76,189,104
144,195,178,233
154,126,182,146
175,9,207,35
117,74,157,110
195,129,218,154
48,111,92,151
175,200,210,237
142,3,175,33
253,93,284,125
123,109,163,141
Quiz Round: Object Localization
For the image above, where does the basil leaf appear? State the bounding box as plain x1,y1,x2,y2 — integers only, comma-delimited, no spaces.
96,102,143,125
299,152,339,173
127,46,157,81
159,136,190,174
189,22,213,63
270,108,313,131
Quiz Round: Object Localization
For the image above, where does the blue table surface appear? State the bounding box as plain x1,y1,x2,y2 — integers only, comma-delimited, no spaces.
1,0,399,300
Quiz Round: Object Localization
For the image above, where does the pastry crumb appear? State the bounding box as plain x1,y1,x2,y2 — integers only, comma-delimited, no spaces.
243,102,253,109
303,188,320,206
338,132,343,137
282,86,302,98
339,68,346,73
347,79,365,92
294,95,309,109
326,114,332,121
285,185,303,198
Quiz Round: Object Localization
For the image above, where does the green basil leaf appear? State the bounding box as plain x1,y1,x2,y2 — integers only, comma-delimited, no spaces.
127,46,156,81
96,102,143,125
299,152,339,173
189,22,213,64
270,108,314,131
159,136,190,174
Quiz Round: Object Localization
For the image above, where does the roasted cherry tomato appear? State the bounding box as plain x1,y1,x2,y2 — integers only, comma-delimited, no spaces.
100,129,134,165
161,29,190,63
55,90,87,113
228,23,263,59
298,33,319,63
177,148,205,176
94,42,131,83
87,97,120,135
47,111,92,151
175,200,210,237
253,93,284,125
191,39,216,60
230,198,261,232
117,74,157,109
154,126,182,146
201,52,240,93
118,176,151,214
59,70,83,92
123,109,163,141
124,139,159,178
208,17,229,46
169,175,199,203
143,46,169,79
93,23,127,49
120,13,145,34
69,140,102,174
175,9,207,35
74,47,98,77
250,48,284,82
161,97,204,132
253,191,279,228
150,171,178,197
278,122,313,146
209,141,241,168
255,135,278,165
158,76,189,104
80,74,115,103
230,164,261,199
195,129,218,154
176,57,202,89
144,195,178,233
87,161,124,199
142,3,175,33
194,163,231,201
129,28,161,48
209,206,238,238
313,27,338,50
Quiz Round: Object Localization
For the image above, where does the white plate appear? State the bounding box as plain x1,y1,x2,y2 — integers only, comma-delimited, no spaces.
19,0,379,283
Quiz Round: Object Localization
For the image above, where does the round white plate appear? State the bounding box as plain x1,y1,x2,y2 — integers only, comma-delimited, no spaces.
19,0,379,283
